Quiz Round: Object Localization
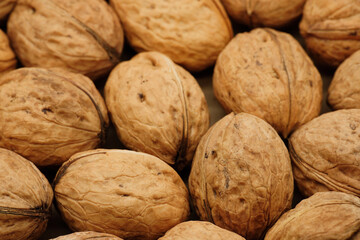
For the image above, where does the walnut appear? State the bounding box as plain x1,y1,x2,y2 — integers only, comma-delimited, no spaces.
51,231,123,240
109,0,233,72
265,192,360,239
7,0,123,80
0,0,16,20
0,68,109,167
300,0,360,67
0,148,53,240
189,112,293,240
104,52,209,170
0,29,16,76
213,28,322,138
54,149,190,240
289,109,360,198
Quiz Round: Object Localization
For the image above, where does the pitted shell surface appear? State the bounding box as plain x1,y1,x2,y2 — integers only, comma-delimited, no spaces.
0,29,16,76
51,231,123,240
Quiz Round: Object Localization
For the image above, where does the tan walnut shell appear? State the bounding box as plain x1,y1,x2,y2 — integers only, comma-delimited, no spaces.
289,109,360,198
0,148,53,240
265,191,360,240
0,67,109,167
213,28,322,138
189,112,293,240
110,0,233,72
221,0,306,28
7,0,123,80
0,0,16,20
328,50,360,110
300,0,360,67
51,231,123,240
0,29,16,76
54,149,190,240
105,52,209,170
159,221,245,240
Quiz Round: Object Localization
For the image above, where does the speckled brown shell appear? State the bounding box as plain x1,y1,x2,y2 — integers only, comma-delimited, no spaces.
221,0,306,28
104,52,209,170
0,0,15,20
0,148,53,240
328,50,360,110
300,0,360,67
54,149,190,240
265,192,360,240
110,0,233,72
0,68,109,167
213,28,322,138
0,29,16,76
189,112,293,240
7,0,123,80
289,109,360,198
51,231,123,240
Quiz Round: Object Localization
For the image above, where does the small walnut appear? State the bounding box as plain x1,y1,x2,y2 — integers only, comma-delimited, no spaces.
0,0,16,20
110,0,233,72
213,28,322,138
0,68,109,166
189,112,293,240
51,231,123,240
0,29,16,76
265,192,360,239
300,0,360,67
7,0,123,80
289,109,360,198
0,148,53,240
105,52,209,170
54,149,190,240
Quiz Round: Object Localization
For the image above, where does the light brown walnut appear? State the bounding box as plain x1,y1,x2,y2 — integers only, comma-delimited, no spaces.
51,231,123,240
0,0,16,20
0,29,16,76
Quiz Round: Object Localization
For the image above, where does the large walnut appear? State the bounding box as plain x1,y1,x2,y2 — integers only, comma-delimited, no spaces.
110,0,233,72
7,0,123,80
265,192,360,239
0,68,109,167
105,52,209,170
51,231,123,240
0,29,16,76
300,0,360,67
289,109,360,198
0,148,53,240
0,0,16,20
213,28,322,138
54,149,190,240
189,112,293,240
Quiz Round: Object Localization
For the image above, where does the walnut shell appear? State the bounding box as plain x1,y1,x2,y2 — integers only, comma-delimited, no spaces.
289,109,360,198
213,28,322,138
110,0,233,72
159,221,245,240
300,0,360,67
54,149,190,240
0,148,53,240
51,231,123,240
7,0,123,80
328,50,360,110
0,29,16,76
265,192,360,239
0,67,109,166
104,52,209,170
0,0,16,20
221,0,306,28
189,112,293,240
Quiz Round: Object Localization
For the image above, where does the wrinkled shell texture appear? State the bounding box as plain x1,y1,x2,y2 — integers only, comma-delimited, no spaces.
189,112,293,240
54,149,190,240
328,50,360,110
0,148,53,240
110,0,233,72
159,221,245,240
0,0,16,20
105,52,209,170
213,28,322,138
7,0,124,79
0,68,109,166
221,0,306,28
300,0,360,67
289,109,360,198
51,231,123,240
0,29,16,76
265,192,360,239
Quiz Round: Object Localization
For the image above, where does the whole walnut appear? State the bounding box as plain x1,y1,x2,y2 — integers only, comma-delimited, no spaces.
51,231,123,240
0,0,16,20
0,29,16,76
0,68,109,167
213,28,322,138
105,52,209,170
300,0,360,67
221,0,306,28
7,0,123,80
189,112,293,240
328,50,360,110
0,148,53,240
54,149,190,240
265,192,360,239
110,0,233,72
